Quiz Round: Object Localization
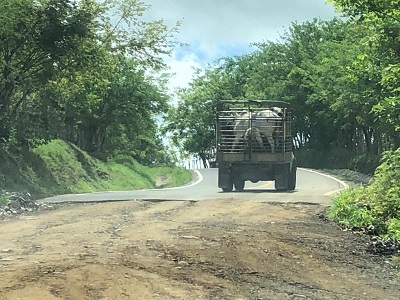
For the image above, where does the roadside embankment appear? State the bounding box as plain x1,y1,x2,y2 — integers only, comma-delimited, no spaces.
0,139,191,204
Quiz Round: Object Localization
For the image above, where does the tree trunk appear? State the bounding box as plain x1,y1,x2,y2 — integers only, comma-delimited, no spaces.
199,152,208,168
362,126,373,153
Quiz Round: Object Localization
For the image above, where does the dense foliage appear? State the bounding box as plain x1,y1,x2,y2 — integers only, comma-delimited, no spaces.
0,0,180,165
165,2,399,171
329,148,400,239
327,0,400,241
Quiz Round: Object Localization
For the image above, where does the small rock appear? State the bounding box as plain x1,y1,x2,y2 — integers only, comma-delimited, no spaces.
1,257,14,261
180,235,200,239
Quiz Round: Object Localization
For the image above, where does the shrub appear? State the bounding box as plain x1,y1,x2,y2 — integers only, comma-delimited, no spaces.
329,148,400,240
295,147,352,169
329,188,375,228
368,149,400,224
386,219,400,241
349,154,380,175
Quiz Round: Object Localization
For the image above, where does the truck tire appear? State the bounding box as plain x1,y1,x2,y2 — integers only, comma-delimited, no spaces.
288,161,297,191
234,179,245,191
219,167,233,192
222,181,233,192
274,164,289,191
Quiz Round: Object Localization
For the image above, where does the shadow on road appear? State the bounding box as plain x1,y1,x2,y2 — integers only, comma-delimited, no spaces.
218,189,298,194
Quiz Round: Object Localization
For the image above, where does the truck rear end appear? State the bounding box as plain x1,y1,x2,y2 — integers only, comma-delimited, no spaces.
216,100,296,192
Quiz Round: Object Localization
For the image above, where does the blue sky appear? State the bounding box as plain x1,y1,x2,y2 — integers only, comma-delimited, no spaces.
143,0,339,92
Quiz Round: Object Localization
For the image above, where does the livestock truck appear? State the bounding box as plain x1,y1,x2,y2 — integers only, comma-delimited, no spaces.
216,100,297,192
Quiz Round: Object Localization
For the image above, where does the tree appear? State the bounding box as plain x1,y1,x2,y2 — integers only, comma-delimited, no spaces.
0,0,181,165
0,0,98,144
168,17,390,170
328,0,400,148
164,63,236,168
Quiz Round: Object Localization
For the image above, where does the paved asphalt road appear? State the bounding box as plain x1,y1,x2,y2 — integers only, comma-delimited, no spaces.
40,168,347,206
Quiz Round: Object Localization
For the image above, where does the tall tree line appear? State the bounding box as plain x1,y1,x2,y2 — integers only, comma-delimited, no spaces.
165,2,400,172
0,0,179,164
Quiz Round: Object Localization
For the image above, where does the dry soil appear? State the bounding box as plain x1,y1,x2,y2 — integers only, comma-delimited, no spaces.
0,198,399,300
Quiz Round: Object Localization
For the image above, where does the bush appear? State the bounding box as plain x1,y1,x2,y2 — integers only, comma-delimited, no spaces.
329,188,375,228
295,147,352,169
349,154,380,175
368,148,400,223
295,147,380,174
386,219,400,241
329,148,400,240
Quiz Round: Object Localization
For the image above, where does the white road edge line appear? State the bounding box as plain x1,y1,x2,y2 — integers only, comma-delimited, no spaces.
299,168,349,194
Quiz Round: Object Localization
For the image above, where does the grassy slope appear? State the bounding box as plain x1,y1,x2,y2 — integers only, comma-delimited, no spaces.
0,140,191,200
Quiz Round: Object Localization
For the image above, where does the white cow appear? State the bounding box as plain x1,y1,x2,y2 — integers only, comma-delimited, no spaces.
243,127,265,151
232,108,281,153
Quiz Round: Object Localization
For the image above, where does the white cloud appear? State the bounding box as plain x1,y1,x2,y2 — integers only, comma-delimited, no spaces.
144,0,338,45
143,0,339,91
166,51,203,93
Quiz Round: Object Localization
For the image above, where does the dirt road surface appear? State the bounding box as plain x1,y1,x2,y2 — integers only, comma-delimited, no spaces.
1,199,399,300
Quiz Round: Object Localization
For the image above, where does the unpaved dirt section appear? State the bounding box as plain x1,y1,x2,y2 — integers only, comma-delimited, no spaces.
0,199,399,300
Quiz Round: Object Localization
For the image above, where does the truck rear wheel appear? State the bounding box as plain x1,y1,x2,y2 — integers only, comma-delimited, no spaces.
219,167,233,192
221,179,233,192
222,184,233,192
234,179,245,191
274,164,289,191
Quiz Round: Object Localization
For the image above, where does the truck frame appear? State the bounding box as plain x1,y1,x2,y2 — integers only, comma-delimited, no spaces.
216,100,296,192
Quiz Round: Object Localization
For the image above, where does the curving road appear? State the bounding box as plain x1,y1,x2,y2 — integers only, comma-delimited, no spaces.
40,168,347,206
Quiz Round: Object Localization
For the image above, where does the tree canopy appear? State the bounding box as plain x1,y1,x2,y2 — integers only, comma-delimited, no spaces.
0,0,180,165
166,12,399,172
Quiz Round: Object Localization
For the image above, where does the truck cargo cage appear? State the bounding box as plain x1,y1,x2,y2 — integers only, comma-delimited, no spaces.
216,100,293,156
215,100,297,192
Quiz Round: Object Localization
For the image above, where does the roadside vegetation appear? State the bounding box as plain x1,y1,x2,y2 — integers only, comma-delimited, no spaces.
0,139,191,204
329,148,400,241
0,0,190,203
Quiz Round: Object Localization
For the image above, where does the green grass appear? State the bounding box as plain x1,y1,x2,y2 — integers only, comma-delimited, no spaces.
328,187,375,228
150,165,193,188
0,139,191,200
